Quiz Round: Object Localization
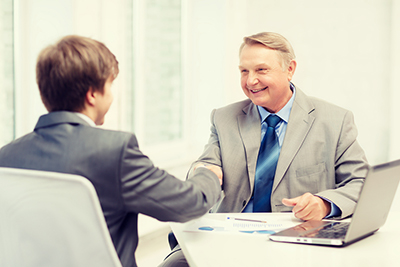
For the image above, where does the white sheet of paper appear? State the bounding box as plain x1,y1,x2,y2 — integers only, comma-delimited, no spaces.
183,214,299,235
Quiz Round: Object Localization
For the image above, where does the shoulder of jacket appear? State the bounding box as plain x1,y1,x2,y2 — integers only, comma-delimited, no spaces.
215,99,253,114
307,96,349,114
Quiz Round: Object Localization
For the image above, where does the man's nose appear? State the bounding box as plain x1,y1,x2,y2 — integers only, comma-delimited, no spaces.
247,72,259,86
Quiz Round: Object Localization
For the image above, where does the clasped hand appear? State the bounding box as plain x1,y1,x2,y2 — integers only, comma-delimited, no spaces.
282,192,331,221
194,163,223,186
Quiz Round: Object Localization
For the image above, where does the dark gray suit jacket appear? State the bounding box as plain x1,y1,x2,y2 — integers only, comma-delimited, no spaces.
0,111,221,267
190,87,369,219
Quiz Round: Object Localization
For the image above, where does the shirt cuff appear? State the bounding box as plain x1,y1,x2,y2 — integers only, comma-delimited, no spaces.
317,196,342,218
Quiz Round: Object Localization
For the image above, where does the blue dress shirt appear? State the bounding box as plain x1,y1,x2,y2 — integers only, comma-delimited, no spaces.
243,84,340,218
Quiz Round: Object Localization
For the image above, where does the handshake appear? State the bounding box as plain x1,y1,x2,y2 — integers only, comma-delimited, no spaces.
194,163,223,186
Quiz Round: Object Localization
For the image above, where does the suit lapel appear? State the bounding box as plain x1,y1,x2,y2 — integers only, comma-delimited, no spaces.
237,102,261,192
273,88,315,192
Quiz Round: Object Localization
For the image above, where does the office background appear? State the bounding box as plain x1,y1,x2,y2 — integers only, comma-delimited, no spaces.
1,0,400,263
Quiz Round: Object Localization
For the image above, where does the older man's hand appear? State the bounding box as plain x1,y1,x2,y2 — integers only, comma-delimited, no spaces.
194,163,223,186
282,193,331,221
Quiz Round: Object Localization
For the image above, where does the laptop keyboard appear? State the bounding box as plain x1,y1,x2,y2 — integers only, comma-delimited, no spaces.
301,222,350,239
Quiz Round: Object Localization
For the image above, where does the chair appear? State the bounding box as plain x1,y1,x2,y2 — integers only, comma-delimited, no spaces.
0,167,122,267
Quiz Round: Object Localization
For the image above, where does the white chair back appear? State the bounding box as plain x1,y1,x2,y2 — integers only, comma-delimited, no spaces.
0,167,122,267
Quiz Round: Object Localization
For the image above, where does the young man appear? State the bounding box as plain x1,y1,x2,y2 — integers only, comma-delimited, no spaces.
0,35,222,267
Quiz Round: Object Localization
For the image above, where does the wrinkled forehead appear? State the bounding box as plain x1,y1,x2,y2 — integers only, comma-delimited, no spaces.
239,44,283,68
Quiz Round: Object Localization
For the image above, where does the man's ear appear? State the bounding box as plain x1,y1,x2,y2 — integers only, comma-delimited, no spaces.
85,87,96,107
287,60,297,81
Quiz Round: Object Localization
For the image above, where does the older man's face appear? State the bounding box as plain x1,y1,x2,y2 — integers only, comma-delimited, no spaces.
239,43,296,113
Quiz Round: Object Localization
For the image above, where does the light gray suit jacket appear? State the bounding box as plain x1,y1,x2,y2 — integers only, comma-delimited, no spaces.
190,87,369,219
0,111,221,267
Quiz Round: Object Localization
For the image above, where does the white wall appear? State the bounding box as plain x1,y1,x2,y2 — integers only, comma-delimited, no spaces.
14,0,73,137
389,1,400,161
185,0,233,152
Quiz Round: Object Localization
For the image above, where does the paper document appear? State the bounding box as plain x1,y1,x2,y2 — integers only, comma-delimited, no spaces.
184,215,297,235
226,216,284,232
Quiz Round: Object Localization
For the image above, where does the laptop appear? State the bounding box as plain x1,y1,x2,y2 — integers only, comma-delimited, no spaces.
269,159,400,247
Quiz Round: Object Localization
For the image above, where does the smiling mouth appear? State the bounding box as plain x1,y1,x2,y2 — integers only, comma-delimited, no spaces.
250,87,267,93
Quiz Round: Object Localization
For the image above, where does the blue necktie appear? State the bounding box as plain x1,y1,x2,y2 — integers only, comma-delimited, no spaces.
253,115,282,212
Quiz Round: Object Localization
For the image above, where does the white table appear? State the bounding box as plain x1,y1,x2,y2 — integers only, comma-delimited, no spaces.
170,211,400,267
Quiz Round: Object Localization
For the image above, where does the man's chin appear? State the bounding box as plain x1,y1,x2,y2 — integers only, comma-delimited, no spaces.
249,99,277,112
248,97,268,108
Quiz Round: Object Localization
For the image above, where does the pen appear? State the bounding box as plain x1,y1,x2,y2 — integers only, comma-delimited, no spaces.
227,217,267,223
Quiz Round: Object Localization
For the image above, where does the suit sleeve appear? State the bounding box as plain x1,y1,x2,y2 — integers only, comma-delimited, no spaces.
118,134,221,222
316,111,369,219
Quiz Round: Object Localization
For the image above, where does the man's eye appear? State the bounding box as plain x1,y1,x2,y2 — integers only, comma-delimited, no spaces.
240,69,248,73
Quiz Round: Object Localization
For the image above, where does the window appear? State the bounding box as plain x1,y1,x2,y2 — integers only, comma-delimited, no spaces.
0,0,14,147
132,0,185,155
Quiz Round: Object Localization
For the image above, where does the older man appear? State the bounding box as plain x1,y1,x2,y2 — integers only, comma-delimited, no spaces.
161,32,368,266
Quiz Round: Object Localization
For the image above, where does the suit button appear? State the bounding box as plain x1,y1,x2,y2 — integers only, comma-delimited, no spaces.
242,200,246,207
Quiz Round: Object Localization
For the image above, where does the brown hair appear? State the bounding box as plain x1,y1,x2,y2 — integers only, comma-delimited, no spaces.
36,35,119,112
239,32,295,69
